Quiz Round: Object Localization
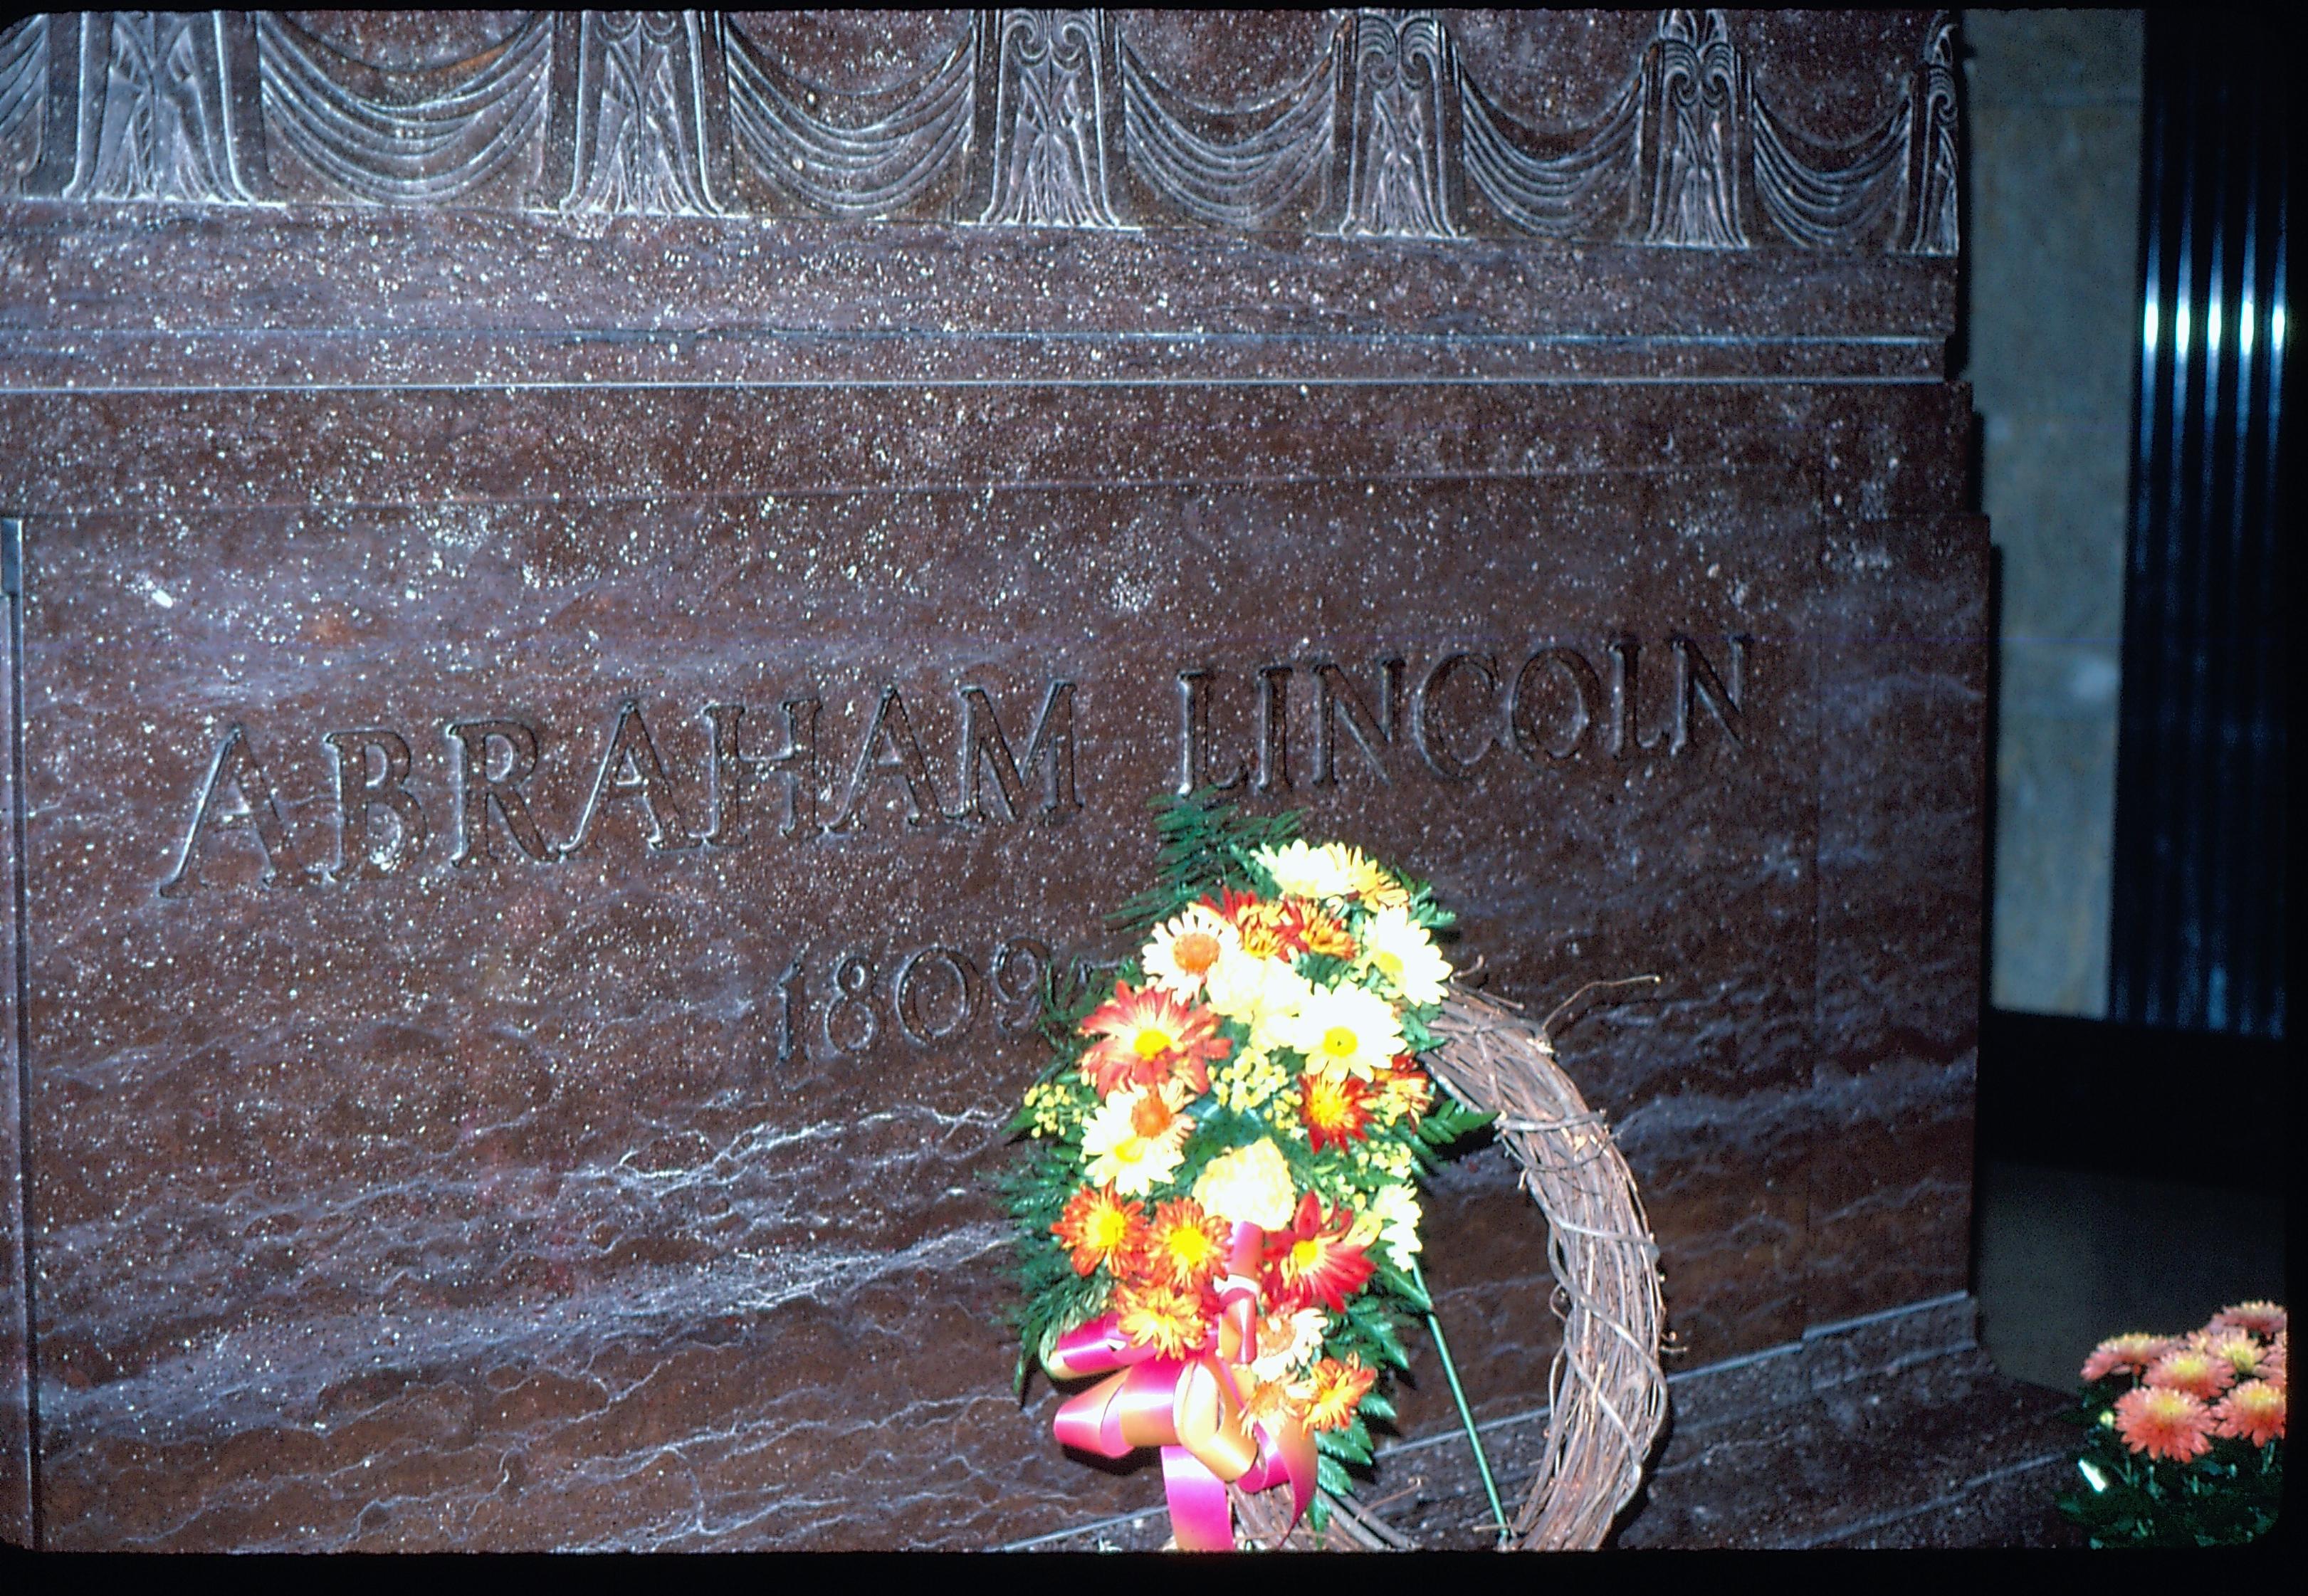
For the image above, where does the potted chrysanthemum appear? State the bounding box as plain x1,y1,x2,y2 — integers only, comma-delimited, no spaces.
2062,1301,2285,1546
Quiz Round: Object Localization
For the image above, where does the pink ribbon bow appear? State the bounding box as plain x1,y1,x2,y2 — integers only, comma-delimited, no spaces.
1043,1223,1317,1550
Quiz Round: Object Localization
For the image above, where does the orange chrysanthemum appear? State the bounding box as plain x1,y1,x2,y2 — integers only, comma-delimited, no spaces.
1078,981,1229,1097
1112,1279,1210,1358
2113,1385,2214,1464
1303,1355,1379,1432
2146,1347,2235,1402
2213,1379,2286,1447
1207,886,1277,947
1297,908,1357,960
2210,1301,2287,1339
1143,1197,1232,1292
1299,1069,1375,1152
1206,886,1264,920
1266,1192,1378,1313
1243,1377,1310,1432
1232,905,1299,961
1051,1185,1148,1278
2081,1332,2174,1382
1214,891,1346,962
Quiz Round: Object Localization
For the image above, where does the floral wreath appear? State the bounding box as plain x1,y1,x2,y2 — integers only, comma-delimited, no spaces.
1001,794,1493,1550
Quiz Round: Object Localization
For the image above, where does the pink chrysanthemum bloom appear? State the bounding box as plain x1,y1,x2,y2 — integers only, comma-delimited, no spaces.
2212,1379,2286,1447
2264,1333,2286,1388
2081,1332,2173,1382
2145,1347,2236,1402
2209,1300,2287,1338
2196,1330,2267,1380
2113,1385,2214,1464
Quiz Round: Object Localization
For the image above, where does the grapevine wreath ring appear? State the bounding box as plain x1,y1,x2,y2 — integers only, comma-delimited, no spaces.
1229,980,1669,1552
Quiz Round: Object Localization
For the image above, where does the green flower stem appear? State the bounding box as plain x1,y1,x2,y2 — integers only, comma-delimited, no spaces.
1412,1259,1508,1547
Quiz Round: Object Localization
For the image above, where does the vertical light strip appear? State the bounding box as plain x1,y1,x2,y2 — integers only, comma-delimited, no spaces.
1,516,39,1550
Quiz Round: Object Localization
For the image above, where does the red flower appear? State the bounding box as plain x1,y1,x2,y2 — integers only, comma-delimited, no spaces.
1299,1069,1375,1152
1264,1192,1377,1312
1077,981,1229,1097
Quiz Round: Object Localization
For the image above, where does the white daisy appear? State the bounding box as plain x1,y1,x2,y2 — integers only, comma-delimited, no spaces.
1081,1086,1190,1197
1252,839,1354,901
1141,903,1239,999
1278,981,1405,1078
1355,904,1452,1007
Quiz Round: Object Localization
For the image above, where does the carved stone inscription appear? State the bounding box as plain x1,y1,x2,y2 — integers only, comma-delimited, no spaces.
154,636,1749,895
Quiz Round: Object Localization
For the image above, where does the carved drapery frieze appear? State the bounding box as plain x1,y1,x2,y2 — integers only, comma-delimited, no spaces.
723,14,972,219
1460,44,1642,242
1116,26,1336,233
976,9,1123,229
64,11,261,204
254,11,552,205
558,12,726,216
0,9,1961,255
0,15,51,195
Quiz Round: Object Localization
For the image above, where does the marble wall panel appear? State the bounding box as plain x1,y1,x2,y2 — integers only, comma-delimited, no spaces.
0,9,1982,1553
0,378,1973,1545
1808,511,1989,1325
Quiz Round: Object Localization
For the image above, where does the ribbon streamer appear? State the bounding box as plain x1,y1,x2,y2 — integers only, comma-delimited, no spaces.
1045,1224,1316,1550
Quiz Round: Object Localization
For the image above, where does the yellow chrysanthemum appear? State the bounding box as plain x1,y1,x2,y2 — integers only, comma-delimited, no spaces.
1253,840,1353,901
1279,982,1404,1079
1191,1138,1297,1231
1353,904,1452,1007
1113,1280,1208,1358
1081,1086,1191,1197
1140,904,1239,999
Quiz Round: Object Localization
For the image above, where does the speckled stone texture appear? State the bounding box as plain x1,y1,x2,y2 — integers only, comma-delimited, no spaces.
0,11,1986,1550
